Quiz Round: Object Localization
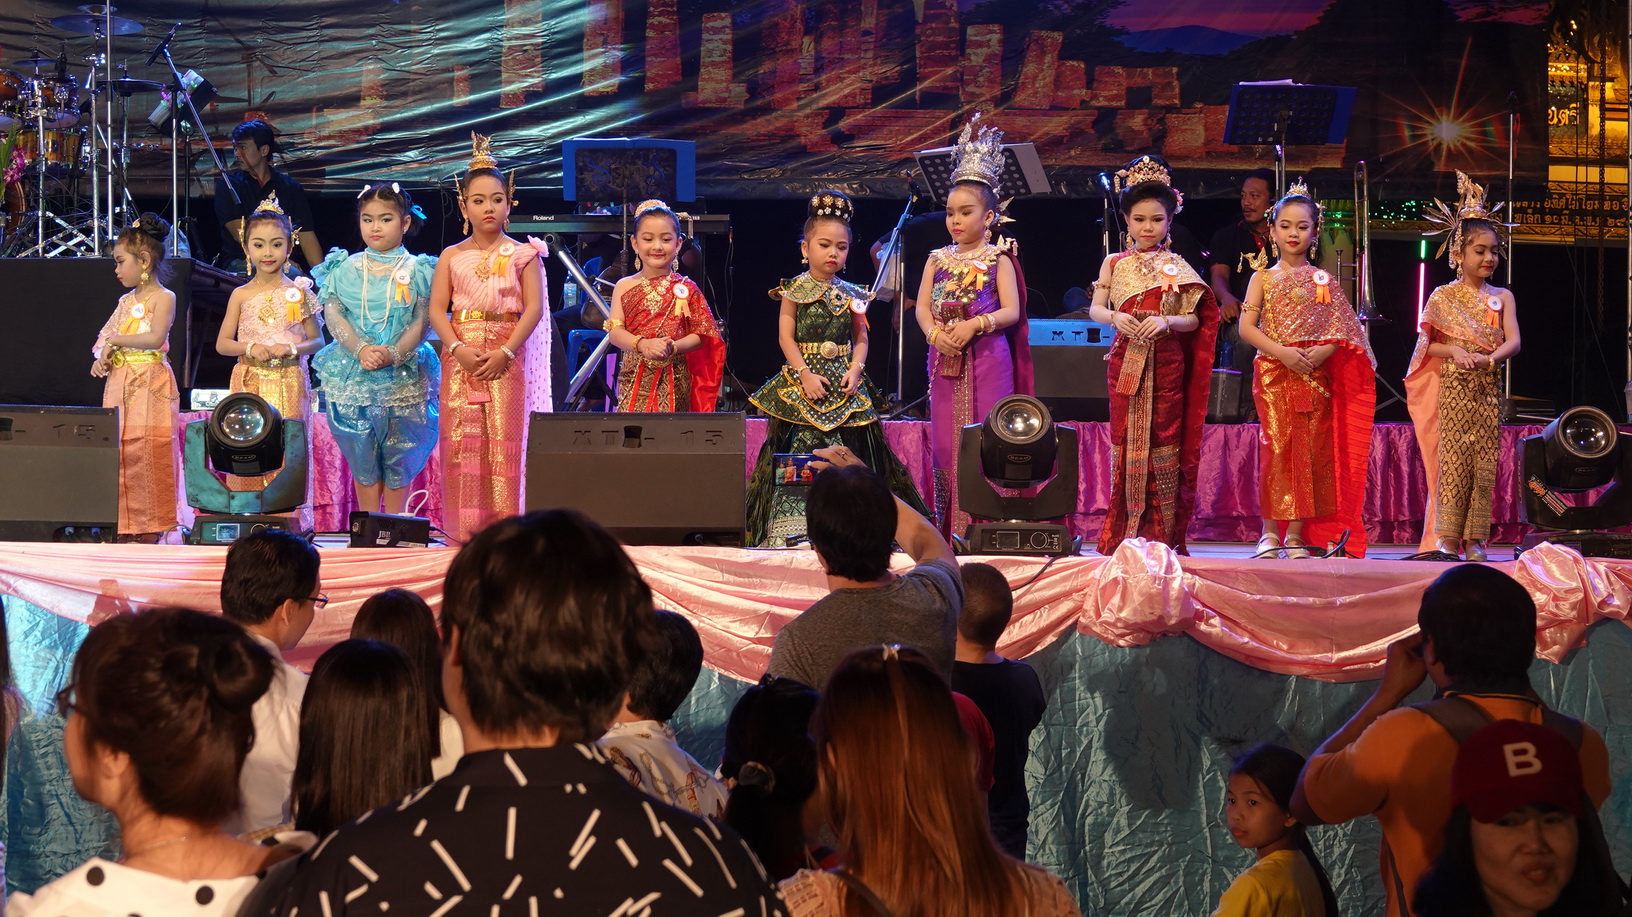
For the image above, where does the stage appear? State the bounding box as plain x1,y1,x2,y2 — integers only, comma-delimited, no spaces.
1,537,1630,912
141,414,1559,549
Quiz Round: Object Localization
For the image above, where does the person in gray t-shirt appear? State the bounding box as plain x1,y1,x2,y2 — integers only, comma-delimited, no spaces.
766,447,962,689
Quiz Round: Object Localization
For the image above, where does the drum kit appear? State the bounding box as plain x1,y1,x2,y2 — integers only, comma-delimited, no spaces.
0,6,192,257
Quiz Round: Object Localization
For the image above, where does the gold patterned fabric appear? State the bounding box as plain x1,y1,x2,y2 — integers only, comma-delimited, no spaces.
227,282,318,531
749,274,878,432
94,291,180,535
614,273,723,412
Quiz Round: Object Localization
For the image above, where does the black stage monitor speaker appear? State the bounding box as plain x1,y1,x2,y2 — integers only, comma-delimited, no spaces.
0,405,120,541
1029,319,1112,423
525,412,746,546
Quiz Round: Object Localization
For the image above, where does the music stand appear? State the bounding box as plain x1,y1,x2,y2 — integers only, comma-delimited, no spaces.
1223,81,1356,195
912,142,1049,203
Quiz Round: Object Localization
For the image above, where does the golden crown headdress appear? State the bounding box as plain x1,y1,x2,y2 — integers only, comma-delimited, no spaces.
808,190,853,224
1114,156,1183,213
1275,178,1322,223
240,193,296,244
1423,171,1511,263
950,113,1006,193
468,131,499,172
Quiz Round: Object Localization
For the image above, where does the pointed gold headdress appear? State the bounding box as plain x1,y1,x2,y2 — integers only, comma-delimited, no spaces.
1113,156,1183,212
950,113,1006,194
1423,171,1510,263
253,194,287,217
1274,178,1321,224
468,131,499,172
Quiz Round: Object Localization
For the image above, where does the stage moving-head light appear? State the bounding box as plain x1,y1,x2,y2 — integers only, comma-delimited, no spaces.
184,392,308,544
958,395,1079,557
1519,405,1632,557
207,392,285,476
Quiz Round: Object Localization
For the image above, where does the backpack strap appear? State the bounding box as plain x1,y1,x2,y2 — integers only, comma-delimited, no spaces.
1411,695,1496,743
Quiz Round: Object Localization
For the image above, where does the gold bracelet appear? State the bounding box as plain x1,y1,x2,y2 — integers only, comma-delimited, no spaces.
633,336,644,350
848,360,863,369
602,318,625,332
927,327,942,345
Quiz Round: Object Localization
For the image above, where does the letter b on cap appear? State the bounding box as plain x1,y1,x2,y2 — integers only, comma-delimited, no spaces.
1503,741,1541,777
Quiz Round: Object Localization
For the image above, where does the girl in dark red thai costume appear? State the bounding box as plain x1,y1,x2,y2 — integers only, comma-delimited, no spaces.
1087,156,1220,555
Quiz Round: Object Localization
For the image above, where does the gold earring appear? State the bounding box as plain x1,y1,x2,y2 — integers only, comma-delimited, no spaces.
801,254,808,264
1124,231,1136,252
1270,240,1280,261
140,269,149,285
463,216,471,235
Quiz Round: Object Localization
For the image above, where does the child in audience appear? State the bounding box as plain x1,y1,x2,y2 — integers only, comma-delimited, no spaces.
950,562,1046,859
291,639,433,837
720,675,825,881
91,214,180,542
1212,744,1338,917
780,645,1079,917
350,587,463,778
597,610,728,820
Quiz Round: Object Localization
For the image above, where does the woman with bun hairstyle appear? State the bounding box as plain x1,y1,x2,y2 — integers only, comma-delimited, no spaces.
8,607,310,915
90,213,180,542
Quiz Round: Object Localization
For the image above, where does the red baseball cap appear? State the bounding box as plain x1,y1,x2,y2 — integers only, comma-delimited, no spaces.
1450,719,1585,823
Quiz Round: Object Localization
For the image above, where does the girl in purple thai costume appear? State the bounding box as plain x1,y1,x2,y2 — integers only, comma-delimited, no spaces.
915,115,1033,535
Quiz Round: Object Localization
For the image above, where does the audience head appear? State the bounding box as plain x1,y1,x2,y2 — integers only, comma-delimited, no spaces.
1240,168,1275,225
957,562,1014,649
807,464,896,583
439,510,656,745
625,610,705,724
1414,719,1620,917
63,607,273,826
1227,744,1339,915
351,588,445,755
293,639,432,836
1417,565,1536,687
812,645,1021,915
720,675,821,881
220,530,322,649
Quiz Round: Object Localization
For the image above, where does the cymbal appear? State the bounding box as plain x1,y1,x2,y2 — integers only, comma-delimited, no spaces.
50,13,143,35
108,77,163,95
13,54,54,68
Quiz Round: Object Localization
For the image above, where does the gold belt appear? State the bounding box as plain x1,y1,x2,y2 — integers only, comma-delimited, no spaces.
240,354,299,370
452,310,520,323
110,351,166,367
798,341,851,360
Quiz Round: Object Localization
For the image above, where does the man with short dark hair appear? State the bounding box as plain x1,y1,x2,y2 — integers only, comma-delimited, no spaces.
598,609,730,819
215,119,322,270
951,562,1046,859
219,530,323,835
269,511,780,915
766,448,962,688
1290,564,1611,917
1207,168,1275,419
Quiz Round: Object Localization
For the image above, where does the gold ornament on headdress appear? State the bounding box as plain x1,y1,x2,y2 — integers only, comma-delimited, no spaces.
950,112,1006,194
240,193,296,244
1423,171,1511,264
1113,156,1183,213
1274,177,1322,224
808,190,853,224
468,131,499,172
635,199,670,218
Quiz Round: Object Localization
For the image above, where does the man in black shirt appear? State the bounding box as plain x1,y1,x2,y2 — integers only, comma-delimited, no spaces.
264,511,783,916
215,120,323,272
950,562,1046,859
1206,169,1275,421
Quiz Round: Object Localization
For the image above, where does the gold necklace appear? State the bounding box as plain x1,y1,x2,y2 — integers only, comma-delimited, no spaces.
471,237,500,281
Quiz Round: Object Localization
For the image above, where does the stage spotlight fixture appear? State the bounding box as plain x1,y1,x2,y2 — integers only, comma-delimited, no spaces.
183,393,309,545
1519,405,1632,557
956,395,1080,556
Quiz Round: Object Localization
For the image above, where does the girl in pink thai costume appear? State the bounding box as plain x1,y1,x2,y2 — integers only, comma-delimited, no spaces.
312,183,440,517
915,114,1033,536
426,132,550,541
215,195,322,531
1406,173,1521,562
90,214,180,541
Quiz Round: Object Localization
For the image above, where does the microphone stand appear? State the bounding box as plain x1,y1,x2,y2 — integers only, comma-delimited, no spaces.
546,232,619,410
157,31,237,257
873,186,919,419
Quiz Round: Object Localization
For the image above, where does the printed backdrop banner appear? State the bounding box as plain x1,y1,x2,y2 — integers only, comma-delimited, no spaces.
0,0,1546,197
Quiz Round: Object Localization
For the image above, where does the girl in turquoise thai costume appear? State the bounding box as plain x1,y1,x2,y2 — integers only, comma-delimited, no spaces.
746,189,929,547
312,183,440,516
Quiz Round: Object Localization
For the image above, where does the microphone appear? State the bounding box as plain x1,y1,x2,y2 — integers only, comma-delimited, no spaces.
903,169,923,197
1097,172,1114,193
147,23,179,68
55,48,68,78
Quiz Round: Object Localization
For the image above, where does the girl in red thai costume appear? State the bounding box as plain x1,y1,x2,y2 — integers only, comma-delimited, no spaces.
91,214,180,542
603,200,725,411
1087,156,1220,555
427,132,551,541
1237,181,1376,559
1405,172,1521,562
915,114,1033,537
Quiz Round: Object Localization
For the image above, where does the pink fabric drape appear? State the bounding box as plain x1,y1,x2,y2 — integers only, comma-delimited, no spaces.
0,540,1624,682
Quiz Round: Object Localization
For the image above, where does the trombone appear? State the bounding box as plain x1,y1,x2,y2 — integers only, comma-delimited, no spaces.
1351,160,1384,322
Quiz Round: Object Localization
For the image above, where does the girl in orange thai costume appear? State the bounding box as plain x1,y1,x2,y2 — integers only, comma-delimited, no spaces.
1237,182,1376,559
915,114,1033,537
216,195,322,531
90,214,180,540
603,200,725,412
426,132,551,541
1405,172,1521,562
1086,157,1219,555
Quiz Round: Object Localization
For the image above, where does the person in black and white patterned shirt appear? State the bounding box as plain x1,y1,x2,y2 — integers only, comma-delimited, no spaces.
258,510,783,916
